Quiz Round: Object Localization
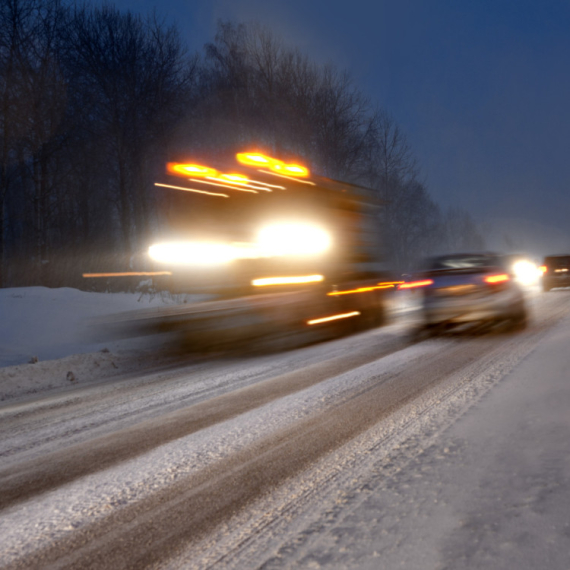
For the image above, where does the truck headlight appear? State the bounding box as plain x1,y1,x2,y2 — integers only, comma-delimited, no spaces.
257,223,331,257
148,242,235,265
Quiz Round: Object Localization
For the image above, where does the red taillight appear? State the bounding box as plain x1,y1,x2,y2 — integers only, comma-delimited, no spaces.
398,279,433,290
484,273,510,284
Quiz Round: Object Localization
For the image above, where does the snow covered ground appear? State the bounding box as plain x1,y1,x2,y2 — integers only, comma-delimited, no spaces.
254,308,570,569
1,285,569,569
0,287,208,401
0,286,185,366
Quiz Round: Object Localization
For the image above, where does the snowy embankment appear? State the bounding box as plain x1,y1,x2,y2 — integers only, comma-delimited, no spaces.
0,287,205,401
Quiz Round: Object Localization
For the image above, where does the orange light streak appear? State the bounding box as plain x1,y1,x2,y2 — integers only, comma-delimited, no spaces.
273,163,310,177
168,163,218,178
237,152,311,178
219,173,249,183
327,283,396,296
484,274,510,284
398,279,434,289
236,152,275,167
242,185,273,192
167,161,280,191
83,271,173,278
539,265,547,274
247,179,286,190
204,177,273,192
307,311,361,325
154,182,229,198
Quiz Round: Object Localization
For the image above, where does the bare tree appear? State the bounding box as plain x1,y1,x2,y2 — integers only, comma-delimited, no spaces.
364,110,418,198
0,0,70,284
63,4,195,260
193,21,379,184
0,0,39,284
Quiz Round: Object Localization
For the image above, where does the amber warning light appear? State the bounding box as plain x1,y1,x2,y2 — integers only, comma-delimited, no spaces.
236,152,310,178
167,163,217,178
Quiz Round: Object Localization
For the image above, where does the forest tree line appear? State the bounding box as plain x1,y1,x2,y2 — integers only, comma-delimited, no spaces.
0,0,484,289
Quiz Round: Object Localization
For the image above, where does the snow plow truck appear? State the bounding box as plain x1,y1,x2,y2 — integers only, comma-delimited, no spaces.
90,150,399,348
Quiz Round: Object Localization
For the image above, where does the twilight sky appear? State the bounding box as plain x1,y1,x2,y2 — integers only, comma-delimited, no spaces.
107,0,570,252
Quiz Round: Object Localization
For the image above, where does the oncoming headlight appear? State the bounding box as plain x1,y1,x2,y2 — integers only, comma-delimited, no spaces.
148,242,235,265
257,223,331,257
512,260,540,286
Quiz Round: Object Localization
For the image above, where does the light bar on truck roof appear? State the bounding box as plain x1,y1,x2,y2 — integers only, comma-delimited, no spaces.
218,173,249,184
273,163,310,177
236,152,275,167
167,162,281,193
236,152,310,178
167,163,218,178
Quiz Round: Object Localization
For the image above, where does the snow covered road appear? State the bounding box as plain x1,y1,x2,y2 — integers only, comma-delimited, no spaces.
1,289,569,569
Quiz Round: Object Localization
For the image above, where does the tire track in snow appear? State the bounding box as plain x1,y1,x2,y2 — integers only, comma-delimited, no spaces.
2,293,568,569
0,333,408,510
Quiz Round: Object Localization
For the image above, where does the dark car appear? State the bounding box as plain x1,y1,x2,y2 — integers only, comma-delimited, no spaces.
403,252,528,334
541,255,570,292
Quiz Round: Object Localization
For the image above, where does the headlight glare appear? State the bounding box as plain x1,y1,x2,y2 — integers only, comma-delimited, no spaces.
512,260,540,285
149,242,235,265
257,223,331,257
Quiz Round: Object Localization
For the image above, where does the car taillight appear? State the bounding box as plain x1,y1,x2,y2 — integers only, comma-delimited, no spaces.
484,274,510,284
398,279,433,290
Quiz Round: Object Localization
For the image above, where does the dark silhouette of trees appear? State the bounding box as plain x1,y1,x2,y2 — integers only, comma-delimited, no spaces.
62,4,196,260
0,0,195,286
0,7,483,288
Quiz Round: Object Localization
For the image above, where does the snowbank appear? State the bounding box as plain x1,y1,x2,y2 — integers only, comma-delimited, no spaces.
0,287,202,401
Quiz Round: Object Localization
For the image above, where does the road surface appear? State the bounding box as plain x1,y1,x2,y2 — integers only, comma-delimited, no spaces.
1,289,569,569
